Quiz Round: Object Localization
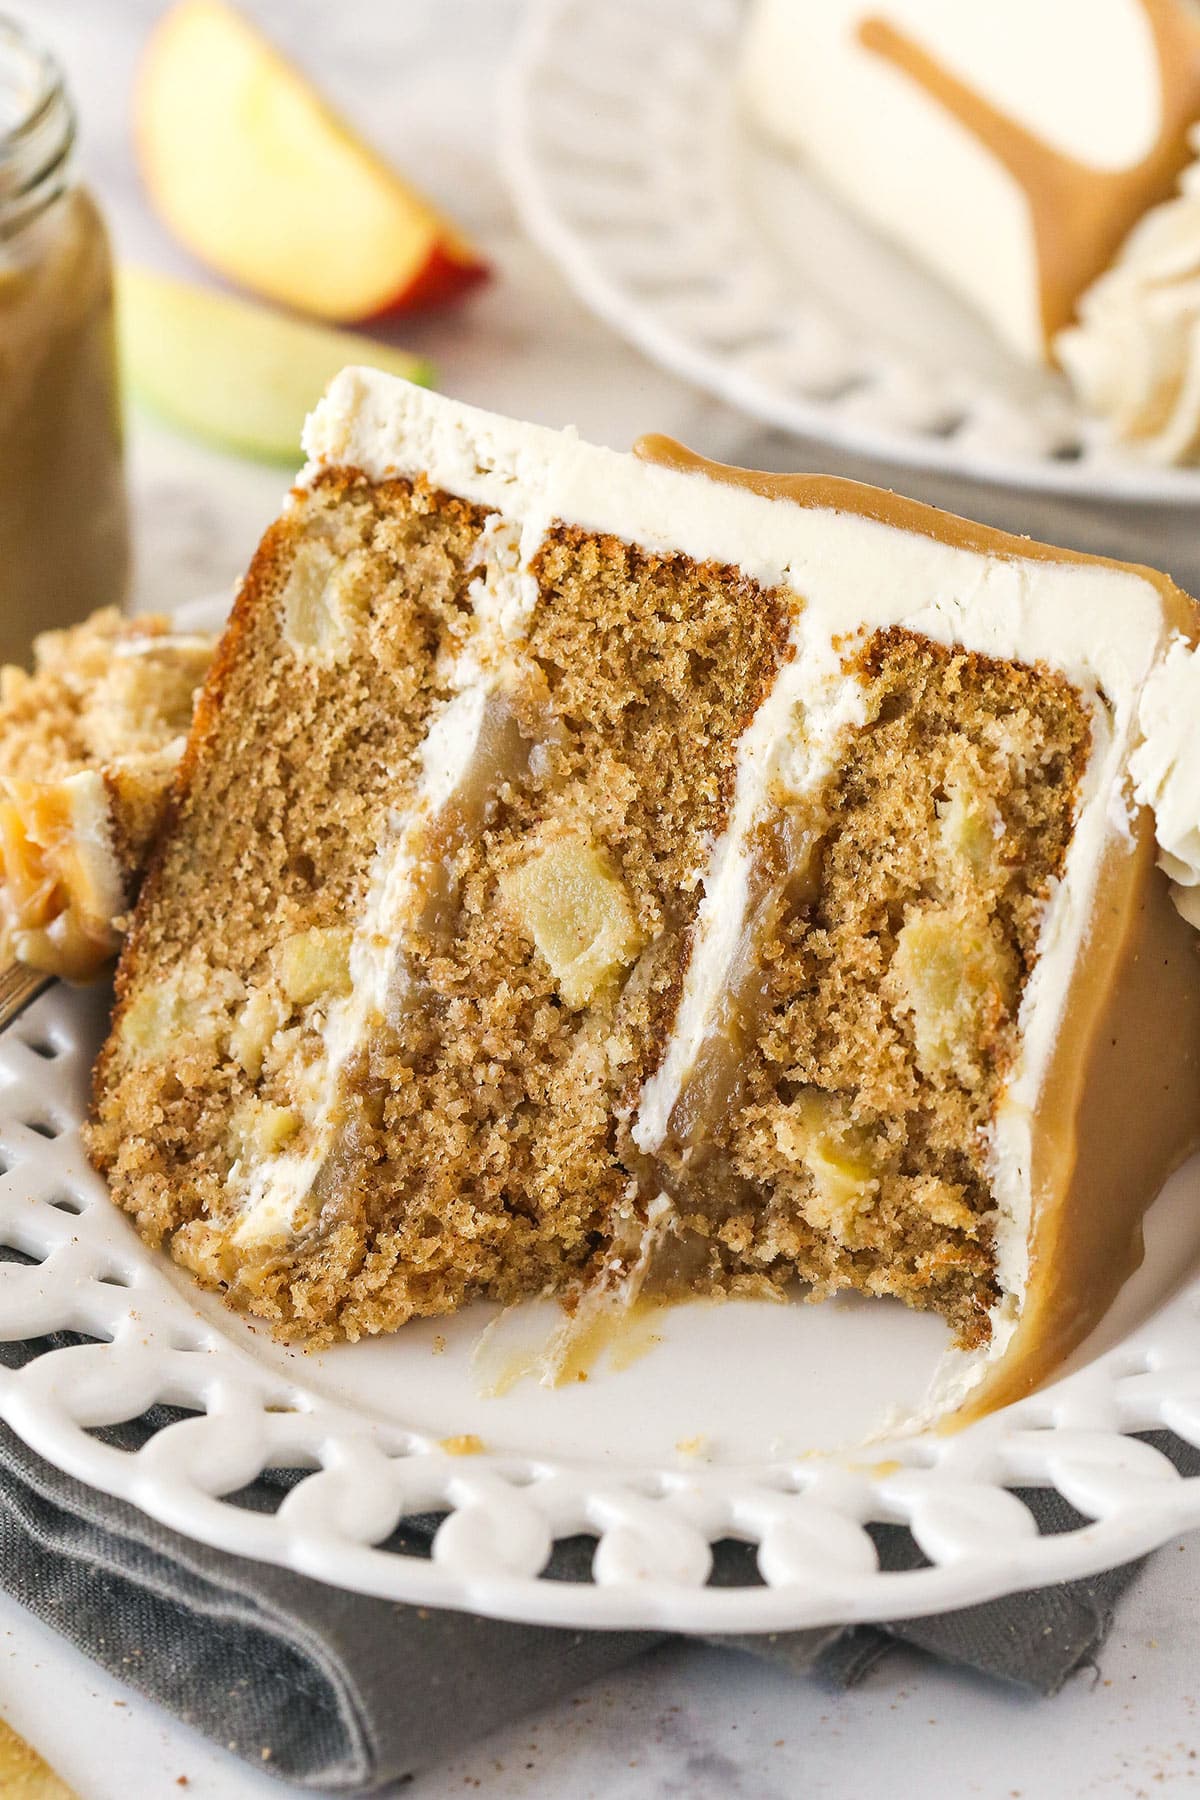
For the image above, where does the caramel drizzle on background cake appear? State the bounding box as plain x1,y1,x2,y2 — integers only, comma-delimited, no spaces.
857,0,1200,348
636,432,1200,1421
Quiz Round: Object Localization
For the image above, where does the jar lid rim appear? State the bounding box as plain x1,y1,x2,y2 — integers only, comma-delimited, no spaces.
0,14,65,156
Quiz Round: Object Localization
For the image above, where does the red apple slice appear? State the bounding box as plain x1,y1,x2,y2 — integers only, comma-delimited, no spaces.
136,0,489,321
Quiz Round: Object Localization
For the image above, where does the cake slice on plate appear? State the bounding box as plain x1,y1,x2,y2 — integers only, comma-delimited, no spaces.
88,373,1200,1417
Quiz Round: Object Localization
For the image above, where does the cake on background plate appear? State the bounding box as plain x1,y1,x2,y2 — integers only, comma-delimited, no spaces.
87,372,1200,1420
0,610,213,979
740,0,1200,463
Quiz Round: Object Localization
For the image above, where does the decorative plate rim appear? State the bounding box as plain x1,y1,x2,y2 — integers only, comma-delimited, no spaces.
2,965,1200,1632
501,0,1200,506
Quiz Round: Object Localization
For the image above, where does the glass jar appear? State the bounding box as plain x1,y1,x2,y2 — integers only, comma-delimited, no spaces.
0,16,128,665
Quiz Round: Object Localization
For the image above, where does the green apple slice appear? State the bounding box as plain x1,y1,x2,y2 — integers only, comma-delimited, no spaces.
117,265,434,464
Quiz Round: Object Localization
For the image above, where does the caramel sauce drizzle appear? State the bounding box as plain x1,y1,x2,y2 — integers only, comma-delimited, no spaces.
858,0,1200,346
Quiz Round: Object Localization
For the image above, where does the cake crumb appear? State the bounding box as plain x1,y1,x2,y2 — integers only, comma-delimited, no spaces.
439,1433,485,1456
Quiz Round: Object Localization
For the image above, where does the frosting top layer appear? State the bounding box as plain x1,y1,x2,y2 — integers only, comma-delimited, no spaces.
306,369,1185,655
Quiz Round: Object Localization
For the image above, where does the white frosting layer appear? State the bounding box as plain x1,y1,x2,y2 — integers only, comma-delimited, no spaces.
633,627,866,1152
1057,132,1200,464
288,372,1183,1405
739,0,1170,363
61,769,126,933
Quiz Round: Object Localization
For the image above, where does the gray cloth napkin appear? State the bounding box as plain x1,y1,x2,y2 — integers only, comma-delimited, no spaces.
3,1323,1195,1793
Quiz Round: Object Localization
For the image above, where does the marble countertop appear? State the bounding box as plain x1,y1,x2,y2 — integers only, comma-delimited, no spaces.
8,1,1200,1793
3,1540,1200,1799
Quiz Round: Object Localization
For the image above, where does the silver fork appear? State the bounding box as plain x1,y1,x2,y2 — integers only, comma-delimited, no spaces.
0,962,52,1033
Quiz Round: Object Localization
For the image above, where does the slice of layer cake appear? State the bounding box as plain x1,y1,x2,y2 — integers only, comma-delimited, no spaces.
740,0,1200,460
88,373,1200,1417
0,609,213,979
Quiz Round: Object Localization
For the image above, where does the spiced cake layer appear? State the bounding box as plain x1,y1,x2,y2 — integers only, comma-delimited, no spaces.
88,373,1200,1414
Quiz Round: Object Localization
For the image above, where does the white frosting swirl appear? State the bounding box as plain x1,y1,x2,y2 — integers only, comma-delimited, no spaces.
1130,637,1200,920
1056,129,1200,464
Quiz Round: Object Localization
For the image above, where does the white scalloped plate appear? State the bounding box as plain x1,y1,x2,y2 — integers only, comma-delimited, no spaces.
503,0,1200,504
4,968,1200,1633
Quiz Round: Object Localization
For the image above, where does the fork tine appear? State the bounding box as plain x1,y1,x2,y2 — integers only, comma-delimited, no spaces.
0,963,53,1033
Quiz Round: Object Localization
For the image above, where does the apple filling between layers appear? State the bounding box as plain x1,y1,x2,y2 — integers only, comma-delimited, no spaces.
88,470,1092,1350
